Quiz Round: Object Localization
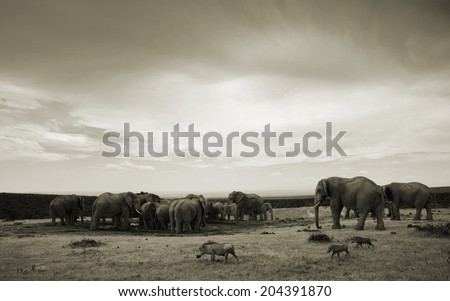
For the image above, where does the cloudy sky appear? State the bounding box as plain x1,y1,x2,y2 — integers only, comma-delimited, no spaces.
0,0,449,196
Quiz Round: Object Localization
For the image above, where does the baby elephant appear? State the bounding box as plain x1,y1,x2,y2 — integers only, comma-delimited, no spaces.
327,244,350,258
196,241,239,264
350,236,375,248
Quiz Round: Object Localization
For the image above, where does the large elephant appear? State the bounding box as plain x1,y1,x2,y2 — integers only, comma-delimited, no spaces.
210,202,226,220
49,194,85,226
383,182,435,221
172,195,207,233
224,203,237,220
90,192,143,230
313,176,385,231
228,191,266,221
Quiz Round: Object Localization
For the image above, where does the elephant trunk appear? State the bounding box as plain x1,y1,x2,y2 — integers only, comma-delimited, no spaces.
314,200,322,229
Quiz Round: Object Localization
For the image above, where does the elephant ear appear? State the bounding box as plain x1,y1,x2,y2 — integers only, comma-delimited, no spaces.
228,191,236,203
199,198,206,216
321,179,329,197
235,191,246,203
124,192,135,208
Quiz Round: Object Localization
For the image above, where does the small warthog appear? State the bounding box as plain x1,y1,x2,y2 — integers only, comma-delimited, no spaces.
350,236,375,248
327,244,350,258
196,241,239,264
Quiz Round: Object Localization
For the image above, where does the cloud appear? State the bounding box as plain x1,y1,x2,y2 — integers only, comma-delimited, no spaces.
0,85,106,162
270,172,283,177
104,159,155,171
0,1,449,192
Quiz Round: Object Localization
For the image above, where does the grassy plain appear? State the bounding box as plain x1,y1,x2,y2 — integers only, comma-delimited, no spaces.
0,207,449,281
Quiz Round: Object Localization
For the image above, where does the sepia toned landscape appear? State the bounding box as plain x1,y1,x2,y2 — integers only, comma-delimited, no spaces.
0,192,448,281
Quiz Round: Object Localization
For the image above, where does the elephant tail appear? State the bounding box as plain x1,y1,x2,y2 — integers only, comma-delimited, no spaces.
381,186,391,204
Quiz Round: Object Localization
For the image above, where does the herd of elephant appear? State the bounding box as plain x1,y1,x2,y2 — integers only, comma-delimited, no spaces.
49,176,436,232
49,190,274,233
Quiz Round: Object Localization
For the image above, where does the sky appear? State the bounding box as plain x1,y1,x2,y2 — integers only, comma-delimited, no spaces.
0,0,449,196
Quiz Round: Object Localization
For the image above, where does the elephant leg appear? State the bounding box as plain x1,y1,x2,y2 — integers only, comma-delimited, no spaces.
331,204,343,229
224,253,229,264
60,213,67,226
374,208,385,231
344,208,351,219
121,213,130,230
175,219,182,234
425,203,433,221
68,211,75,225
90,213,101,230
143,217,149,230
50,209,56,225
354,210,369,230
413,206,422,220
112,214,120,228
185,222,193,233
393,203,401,220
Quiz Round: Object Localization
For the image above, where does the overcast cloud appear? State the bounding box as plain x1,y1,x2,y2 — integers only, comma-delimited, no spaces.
0,0,449,195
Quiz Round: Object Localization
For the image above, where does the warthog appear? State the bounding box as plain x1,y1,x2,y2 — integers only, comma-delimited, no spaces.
327,244,350,258
196,241,239,264
350,236,375,248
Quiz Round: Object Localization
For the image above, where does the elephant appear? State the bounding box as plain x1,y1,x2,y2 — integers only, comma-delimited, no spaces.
136,193,160,227
228,191,266,221
263,202,274,220
382,182,435,221
169,199,184,233
224,203,237,220
90,192,143,230
172,195,207,233
313,176,385,231
49,194,85,226
155,200,173,231
141,202,158,230
210,202,226,220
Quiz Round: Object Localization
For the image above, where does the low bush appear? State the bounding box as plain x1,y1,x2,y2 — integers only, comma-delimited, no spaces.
308,232,333,242
415,223,449,237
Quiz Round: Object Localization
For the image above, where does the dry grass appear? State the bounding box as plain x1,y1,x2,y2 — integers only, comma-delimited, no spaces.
0,207,449,280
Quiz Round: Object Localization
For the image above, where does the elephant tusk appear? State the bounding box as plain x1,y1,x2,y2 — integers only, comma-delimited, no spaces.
135,208,143,215
313,202,321,208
